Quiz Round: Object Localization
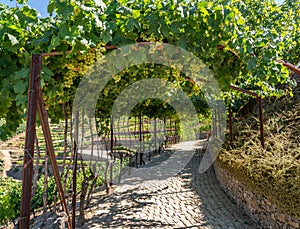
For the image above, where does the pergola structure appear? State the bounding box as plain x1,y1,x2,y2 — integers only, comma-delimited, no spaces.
20,41,300,229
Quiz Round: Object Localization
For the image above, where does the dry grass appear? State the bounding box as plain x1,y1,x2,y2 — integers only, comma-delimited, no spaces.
218,95,300,217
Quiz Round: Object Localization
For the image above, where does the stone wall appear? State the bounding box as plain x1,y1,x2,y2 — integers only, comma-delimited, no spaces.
214,161,300,229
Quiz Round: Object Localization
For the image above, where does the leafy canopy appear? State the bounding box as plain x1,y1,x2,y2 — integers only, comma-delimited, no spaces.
0,0,299,139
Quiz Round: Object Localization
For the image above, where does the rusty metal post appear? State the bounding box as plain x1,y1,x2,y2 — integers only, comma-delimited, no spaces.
257,97,265,148
20,54,41,229
110,115,114,155
163,116,166,148
154,117,157,155
71,141,77,229
230,85,264,148
134,116,138,167
169,118,172,136
175,120,178,142
110,115,114,181
36,80,72,229
139,113,142,164
72,111,79,229
218,101,223,139
229,103,233,147
213,107,217,138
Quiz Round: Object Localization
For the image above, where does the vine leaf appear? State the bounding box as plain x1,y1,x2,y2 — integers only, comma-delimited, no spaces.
7,33,18,46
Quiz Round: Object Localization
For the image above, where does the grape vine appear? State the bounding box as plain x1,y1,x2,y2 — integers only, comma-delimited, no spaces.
0,0,299,140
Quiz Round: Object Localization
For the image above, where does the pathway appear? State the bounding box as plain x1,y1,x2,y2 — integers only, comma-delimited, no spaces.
82,141,259,228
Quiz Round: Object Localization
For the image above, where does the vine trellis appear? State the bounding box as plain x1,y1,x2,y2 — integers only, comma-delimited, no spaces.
0,0,297,227
20,45,182,228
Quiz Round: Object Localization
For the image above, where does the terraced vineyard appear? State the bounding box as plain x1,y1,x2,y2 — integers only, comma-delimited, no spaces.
0,124,68,179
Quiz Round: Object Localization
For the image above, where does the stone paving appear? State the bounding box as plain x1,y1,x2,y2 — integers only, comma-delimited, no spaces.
82,141,259,228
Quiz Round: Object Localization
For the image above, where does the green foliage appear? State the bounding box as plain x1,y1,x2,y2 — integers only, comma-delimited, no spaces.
0,3,49,140
0,0,299,140
95,63,205,120
0,167,105,225
0,177,21,224
0,175,58,225
31,174,57,211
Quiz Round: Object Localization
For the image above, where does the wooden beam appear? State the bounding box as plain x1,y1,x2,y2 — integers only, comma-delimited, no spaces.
276,60,300,75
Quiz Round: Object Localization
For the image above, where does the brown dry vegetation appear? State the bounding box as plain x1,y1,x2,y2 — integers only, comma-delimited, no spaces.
218,94,300,217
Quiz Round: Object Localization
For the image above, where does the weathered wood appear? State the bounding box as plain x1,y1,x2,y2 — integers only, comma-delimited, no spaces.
37,79,71,229
20,54,40,229
42,155,48,228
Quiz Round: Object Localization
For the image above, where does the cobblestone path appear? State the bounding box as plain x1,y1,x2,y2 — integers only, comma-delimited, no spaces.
83,141,259,228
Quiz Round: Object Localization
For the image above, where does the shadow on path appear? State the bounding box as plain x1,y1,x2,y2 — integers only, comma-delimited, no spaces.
82,141,260,228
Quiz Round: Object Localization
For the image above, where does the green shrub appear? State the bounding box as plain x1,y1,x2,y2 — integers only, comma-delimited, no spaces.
219,95,300,217
0,177,21,224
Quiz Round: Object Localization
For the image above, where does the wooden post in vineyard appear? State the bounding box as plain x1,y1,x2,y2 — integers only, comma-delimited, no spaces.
62,103,68,175
32,137,40,198
134,117,138,167
175,119,177,143
20,54,40,229
110,115,114,185
89,117,94,168
169,118,172,136
163,116,166,148
229,85,264,148
139,113,144,165
229,103,233,147
128,118,132,170
42,155,48,227
154,117,157,155
37,78,71,229
20,54,71,229
62,103,69,195
72,111,79,228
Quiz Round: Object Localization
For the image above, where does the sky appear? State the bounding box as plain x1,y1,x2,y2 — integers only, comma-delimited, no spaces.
0,0,49,17
0,0,286,18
